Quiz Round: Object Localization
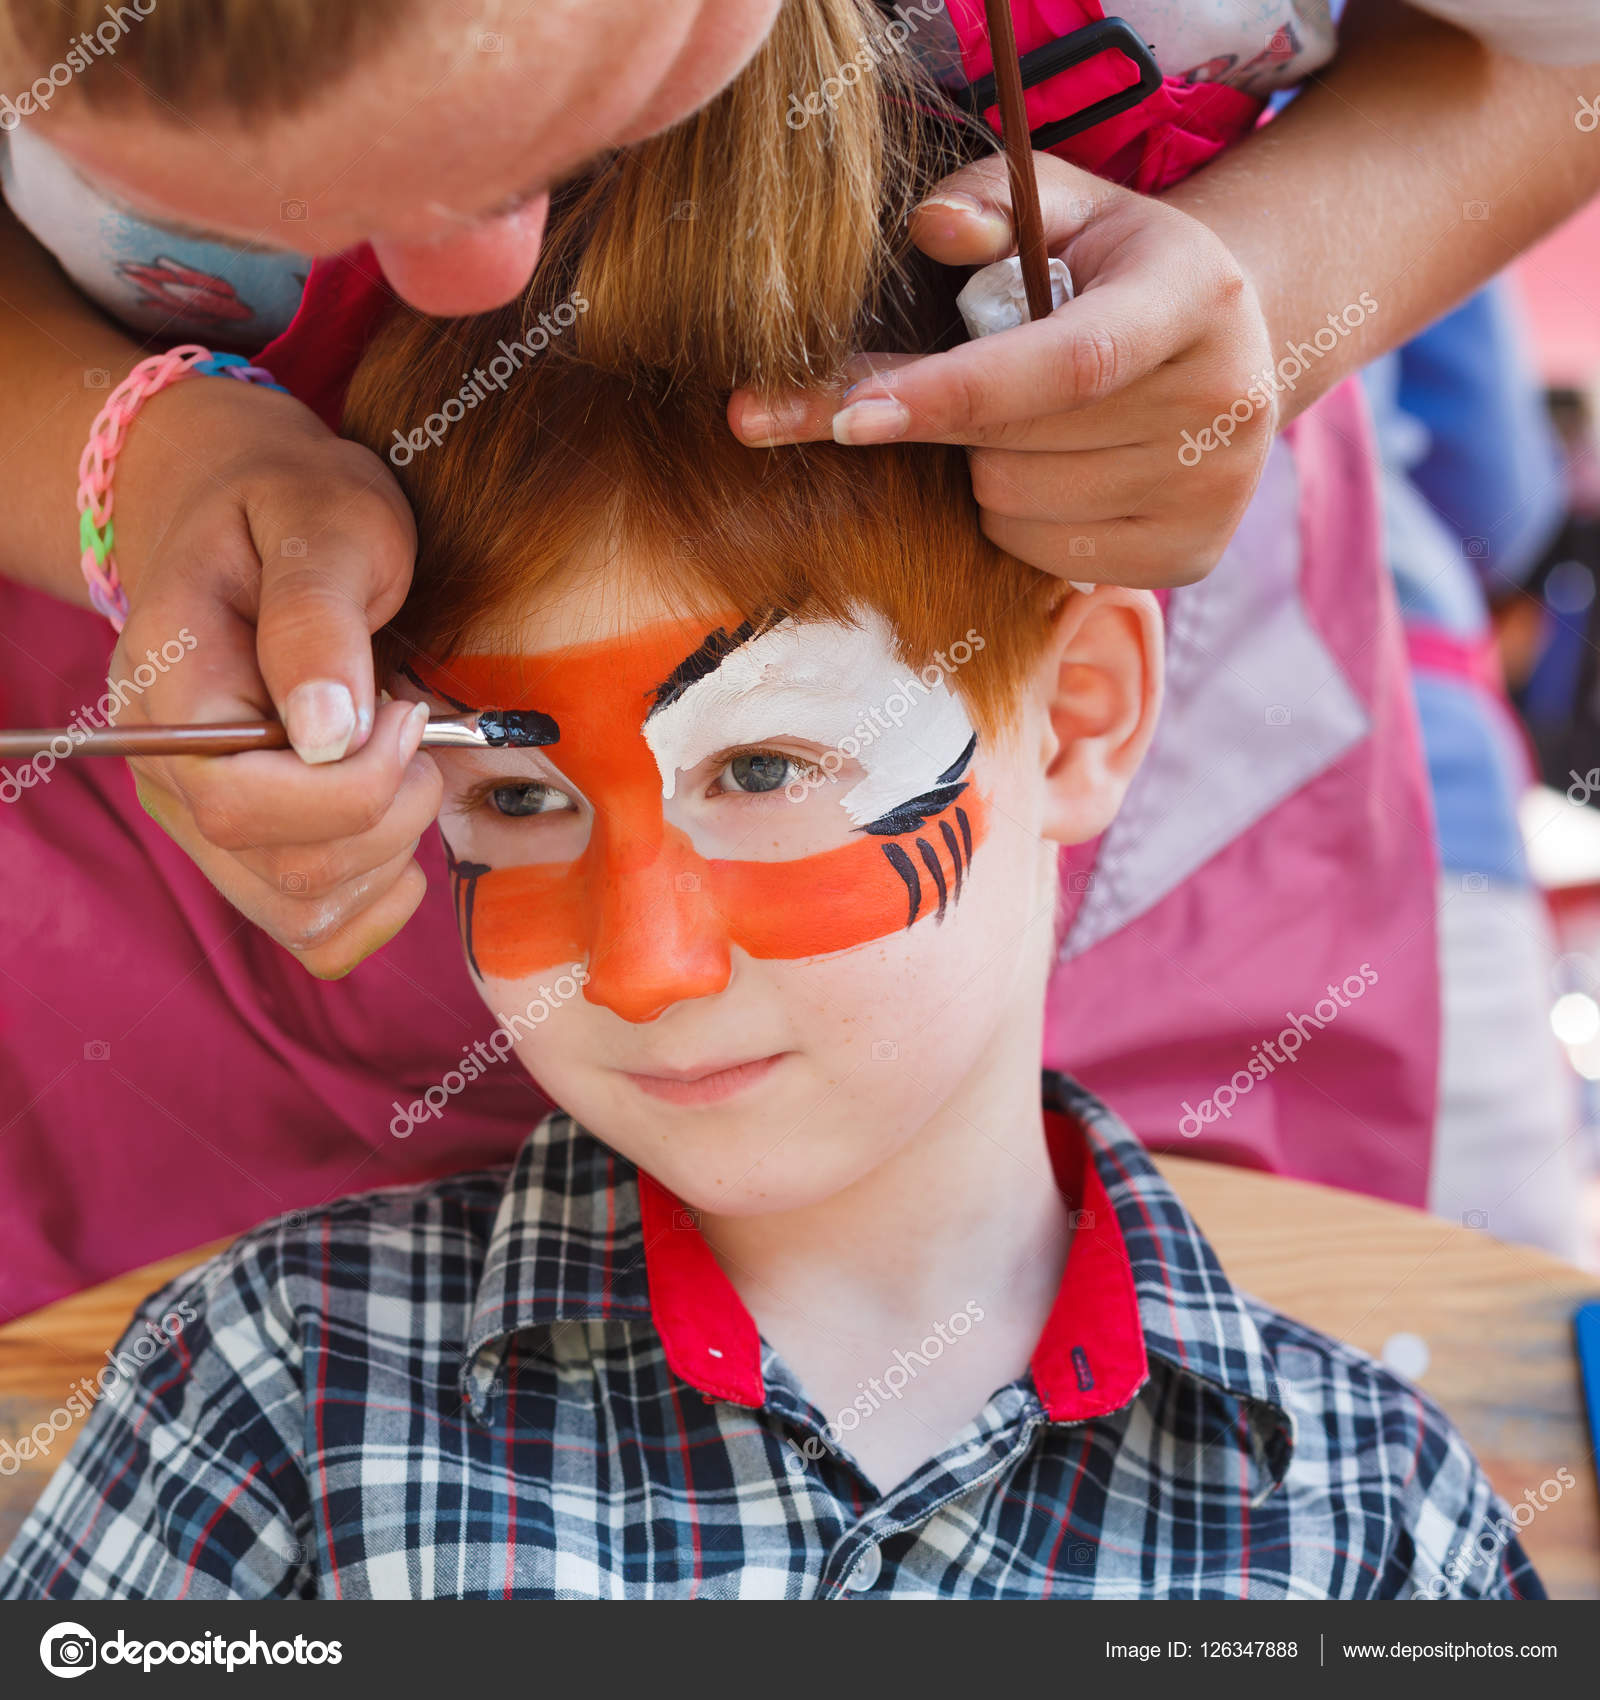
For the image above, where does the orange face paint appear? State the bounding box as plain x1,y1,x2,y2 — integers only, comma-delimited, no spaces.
419,616,988,1023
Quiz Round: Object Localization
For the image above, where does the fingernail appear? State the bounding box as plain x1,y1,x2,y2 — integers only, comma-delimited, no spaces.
916,191,985,216
284,679,357,765
397,700,429,764
913,193,1011,242
738,396,809,444
832,397,910,447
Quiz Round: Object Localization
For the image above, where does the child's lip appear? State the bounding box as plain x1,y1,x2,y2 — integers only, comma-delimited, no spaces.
623,1053,787,1106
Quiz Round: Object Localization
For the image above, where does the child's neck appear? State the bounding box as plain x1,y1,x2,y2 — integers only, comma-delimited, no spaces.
701,1013,1071,1492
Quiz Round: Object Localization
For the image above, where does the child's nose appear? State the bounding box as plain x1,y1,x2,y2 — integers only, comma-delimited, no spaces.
582,828,731,1023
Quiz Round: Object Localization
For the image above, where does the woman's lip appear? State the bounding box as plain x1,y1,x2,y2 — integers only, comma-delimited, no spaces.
624,1054,786,1106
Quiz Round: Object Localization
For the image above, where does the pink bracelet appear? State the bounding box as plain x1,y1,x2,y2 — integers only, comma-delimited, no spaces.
75,345,286,630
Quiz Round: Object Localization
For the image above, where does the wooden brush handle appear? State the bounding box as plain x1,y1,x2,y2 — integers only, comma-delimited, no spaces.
0,722,291,760
983,0,1054,322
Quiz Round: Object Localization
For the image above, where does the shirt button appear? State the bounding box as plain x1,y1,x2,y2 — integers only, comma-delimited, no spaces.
844,1544,882,1592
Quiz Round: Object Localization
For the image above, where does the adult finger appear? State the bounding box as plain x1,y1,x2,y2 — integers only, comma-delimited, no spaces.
158,699,432,854
252,447,416,765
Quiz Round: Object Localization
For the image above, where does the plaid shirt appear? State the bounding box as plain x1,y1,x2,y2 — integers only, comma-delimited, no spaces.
1,1075,1540,1601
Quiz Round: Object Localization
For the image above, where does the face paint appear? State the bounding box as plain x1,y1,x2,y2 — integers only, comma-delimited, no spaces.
642,612,979,829
418,613,989,1022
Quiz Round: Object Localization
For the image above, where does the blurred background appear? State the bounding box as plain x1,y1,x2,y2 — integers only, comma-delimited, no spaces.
1453,196,1600,1268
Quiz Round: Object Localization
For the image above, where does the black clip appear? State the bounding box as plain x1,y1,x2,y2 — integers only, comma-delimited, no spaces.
955,17,1162,152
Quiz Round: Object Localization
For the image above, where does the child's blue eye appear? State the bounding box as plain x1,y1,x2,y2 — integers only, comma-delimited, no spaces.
490,782,574,817
718,751,814,794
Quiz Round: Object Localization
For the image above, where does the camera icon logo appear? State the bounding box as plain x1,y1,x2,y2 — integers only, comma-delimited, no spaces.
1462,872,1487,893
870,1040,898,1061
1265,704,1291,726
82,1040,110,1062
39,1623,97,1677
280,871,309,895
673,1207,701,1231
674,872,700,894
1068,870,1095,894
280,199,308,220
83,368,110,389
280,537,308,558
1068,537,1095,558
1462,1208,1489,1231
476,29,503,51
1462,201,1489,221
1463,536,1488,558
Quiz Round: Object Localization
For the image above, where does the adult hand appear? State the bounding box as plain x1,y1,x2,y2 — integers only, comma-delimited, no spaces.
108,376,440,977
729,151,1277,588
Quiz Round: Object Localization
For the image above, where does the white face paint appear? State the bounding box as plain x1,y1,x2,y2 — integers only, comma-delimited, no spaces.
643,611,977,828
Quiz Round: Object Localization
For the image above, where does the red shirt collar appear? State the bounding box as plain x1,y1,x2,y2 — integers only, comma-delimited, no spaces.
637,1104,1149,1421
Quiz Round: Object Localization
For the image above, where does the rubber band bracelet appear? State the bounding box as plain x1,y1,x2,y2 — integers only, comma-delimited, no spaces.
75,345,287,630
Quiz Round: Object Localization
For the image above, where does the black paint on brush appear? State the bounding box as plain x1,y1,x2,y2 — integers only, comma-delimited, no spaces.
477,708,560,748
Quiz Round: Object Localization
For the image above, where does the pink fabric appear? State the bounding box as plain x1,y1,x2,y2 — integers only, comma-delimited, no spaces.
1048,384,1440,1203
944,0,1263,192
0,580,544,1321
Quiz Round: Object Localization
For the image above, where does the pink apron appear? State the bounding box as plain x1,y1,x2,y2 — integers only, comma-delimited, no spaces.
0,0,1439,1320
946,0,1440,1202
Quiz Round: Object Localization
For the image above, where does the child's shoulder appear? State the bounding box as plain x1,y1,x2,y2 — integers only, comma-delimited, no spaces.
1244,1292,1473,1471
1240,1295,1535,1597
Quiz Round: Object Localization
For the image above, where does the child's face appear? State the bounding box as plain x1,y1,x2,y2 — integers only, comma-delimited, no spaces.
407,575,1065,1218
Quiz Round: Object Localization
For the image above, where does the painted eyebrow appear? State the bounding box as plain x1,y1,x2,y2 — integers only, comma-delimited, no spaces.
647,612,788,716
398,664,560,748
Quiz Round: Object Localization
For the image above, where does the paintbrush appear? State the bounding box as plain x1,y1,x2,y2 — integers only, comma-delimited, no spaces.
982,0,1053,322
0,709,554,761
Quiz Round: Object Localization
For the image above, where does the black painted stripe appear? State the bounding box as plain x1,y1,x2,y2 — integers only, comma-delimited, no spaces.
881,842,921,930
916,836,948,923
647,611,786,716
956,806,973,864
937,733,977,785
859,780,967,837
939,818,964,902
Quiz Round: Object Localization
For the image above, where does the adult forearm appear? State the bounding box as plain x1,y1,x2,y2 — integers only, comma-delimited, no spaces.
0,202,149,606
1164,0,1600,422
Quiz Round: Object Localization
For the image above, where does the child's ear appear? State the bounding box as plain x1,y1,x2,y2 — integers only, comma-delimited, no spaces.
1034,586,1163,845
